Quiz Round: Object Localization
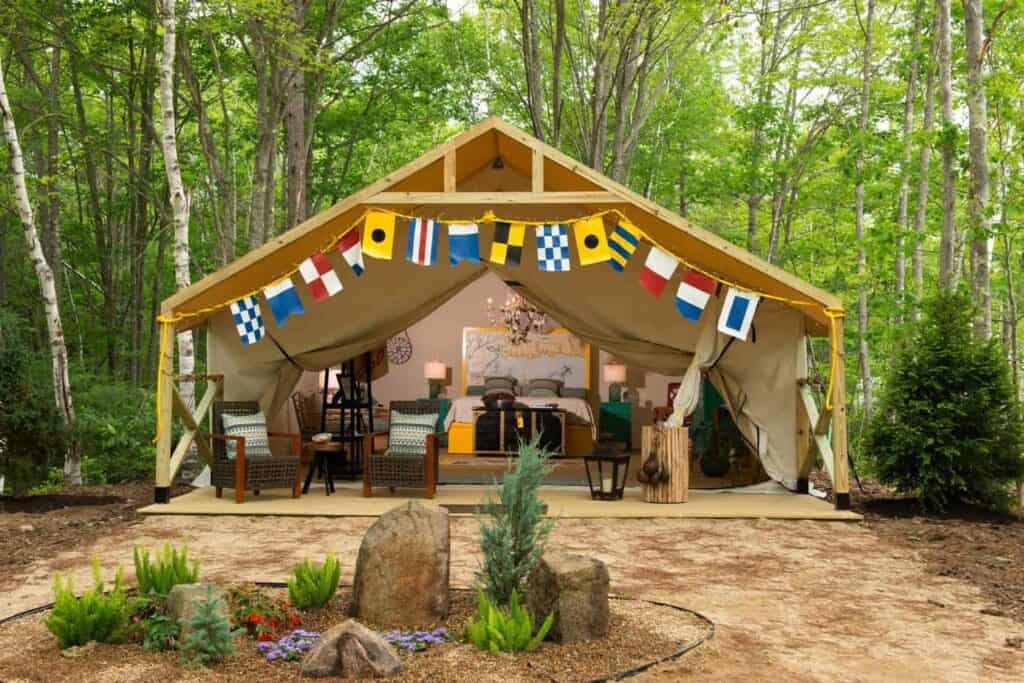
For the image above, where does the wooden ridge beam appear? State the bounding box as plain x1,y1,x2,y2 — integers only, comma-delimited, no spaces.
369,191,626,205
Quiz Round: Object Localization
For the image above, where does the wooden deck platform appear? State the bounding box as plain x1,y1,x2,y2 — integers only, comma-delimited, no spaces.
140,483,861,520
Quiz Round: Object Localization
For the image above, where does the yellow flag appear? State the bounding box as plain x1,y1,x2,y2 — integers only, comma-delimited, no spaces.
362,210,396,260
573,215,610,266
489,221,526,266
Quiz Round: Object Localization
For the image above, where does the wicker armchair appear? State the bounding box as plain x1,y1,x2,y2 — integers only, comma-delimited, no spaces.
362,400,442,499
209,401,302,504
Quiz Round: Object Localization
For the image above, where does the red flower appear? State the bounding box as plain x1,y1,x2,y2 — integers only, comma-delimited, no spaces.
258,632,274,642
290,614,302,628
249,614,265,624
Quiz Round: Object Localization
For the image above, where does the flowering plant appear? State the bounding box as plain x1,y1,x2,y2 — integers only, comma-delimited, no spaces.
227,586,301,640
381,627,452,652
256,630,320,662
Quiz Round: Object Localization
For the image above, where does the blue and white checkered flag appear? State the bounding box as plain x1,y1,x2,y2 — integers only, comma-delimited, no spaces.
230,296,265,346
536,224,571,272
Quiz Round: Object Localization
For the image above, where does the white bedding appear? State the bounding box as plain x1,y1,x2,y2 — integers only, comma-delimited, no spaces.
445,396,597,439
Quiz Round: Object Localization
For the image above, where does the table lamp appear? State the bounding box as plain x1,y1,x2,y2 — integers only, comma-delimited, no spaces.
603,362,627,403
424,361,447,399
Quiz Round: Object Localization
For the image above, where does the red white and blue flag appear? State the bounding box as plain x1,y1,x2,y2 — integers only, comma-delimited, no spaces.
638,247,678,298
406,218,439,266
675,270,716,322
299,252,342,303
336,229,364,276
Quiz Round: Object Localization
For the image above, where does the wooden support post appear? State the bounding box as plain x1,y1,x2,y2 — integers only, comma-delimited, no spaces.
796,383,811,493
443,148,456,193
532,148,544,192
831,321,850,509
640,426,689,503
154,317,174,503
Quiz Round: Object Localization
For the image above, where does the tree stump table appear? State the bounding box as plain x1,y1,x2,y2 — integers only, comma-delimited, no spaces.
640,426,689,503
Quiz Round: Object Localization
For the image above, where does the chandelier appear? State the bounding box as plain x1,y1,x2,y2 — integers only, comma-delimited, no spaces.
486,293,553,344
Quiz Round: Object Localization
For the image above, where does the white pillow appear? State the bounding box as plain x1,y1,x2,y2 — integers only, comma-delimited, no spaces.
221,411,273,459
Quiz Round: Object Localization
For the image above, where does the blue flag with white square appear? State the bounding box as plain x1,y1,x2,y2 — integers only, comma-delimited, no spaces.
230,296,265,346
448,223,480,265
717,288,760,341
536,223,571,272
263,278,305,327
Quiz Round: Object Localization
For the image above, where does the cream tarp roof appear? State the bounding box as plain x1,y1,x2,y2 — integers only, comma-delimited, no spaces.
179,117,838,488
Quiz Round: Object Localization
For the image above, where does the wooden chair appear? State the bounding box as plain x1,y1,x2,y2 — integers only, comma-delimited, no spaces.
362,400,443,499
208,401,302,504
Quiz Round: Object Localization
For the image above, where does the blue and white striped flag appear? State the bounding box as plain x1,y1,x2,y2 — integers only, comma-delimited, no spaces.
263,278,305,328
448,223,480,265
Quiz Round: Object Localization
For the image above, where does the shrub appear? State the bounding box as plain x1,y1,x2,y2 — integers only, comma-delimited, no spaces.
74,377,157,483
45,559,130,649
865,289,1024,513
287,553,341,609
178,587,241,665
228,585,302,641
477,435,555,605
464,588,552,653
134,543,200,597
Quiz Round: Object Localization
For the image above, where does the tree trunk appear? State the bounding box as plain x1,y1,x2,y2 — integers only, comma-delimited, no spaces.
896,0,923,321
936,0,957,288
913,15,938,321
855,0,874,423
284,0,308,228
0,53,80,485
519,0,546,141
963,0,991,339
157,0,195,408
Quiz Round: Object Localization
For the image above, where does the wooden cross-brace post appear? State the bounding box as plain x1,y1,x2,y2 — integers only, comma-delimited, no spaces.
169,375,223,479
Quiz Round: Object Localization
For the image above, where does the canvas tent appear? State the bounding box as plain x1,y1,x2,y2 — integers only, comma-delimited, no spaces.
154,117,849,508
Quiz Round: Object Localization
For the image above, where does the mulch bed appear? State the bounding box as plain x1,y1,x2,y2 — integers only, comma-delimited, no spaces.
0,586,711,683
811,470,1024,625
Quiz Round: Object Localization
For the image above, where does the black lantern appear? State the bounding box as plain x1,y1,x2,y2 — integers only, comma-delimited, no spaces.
583,453,631,500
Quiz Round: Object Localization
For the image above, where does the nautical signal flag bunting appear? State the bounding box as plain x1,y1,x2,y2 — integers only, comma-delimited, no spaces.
490,221,525,266
363,210,395,259
263,278,305,327
639,246,678,298
675,270,716,322
407,218,439,266
718,288,761,340
337,229,364,275
608,222,640,272
231,296,264,346
537,224,571,272
573,216,610,266
448,223,481,265
299,252,342,303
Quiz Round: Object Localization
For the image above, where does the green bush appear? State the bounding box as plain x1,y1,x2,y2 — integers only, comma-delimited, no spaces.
865,289,1024,513
477,435,555,605
178,587,241,665
464,588,552,653
74,377,157,483
45,559,131,649
130,597,179,652
134,543,200,597
287,553,341,609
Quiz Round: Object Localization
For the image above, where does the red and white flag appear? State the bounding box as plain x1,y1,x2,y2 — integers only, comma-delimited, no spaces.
638,247,678,298
298,252,343,303
336,229,364,276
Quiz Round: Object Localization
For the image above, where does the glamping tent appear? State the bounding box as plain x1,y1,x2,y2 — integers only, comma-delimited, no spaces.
154,117,849,509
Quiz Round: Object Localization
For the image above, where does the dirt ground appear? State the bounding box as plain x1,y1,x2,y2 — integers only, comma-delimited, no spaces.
2,481,1023,681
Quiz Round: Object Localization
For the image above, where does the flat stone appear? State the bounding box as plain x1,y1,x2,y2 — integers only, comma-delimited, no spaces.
526,552,610,643
301,619,402,678
351,501,450,628
166,583,228,637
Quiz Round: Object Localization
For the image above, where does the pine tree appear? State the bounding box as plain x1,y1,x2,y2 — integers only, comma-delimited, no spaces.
178,587,240,665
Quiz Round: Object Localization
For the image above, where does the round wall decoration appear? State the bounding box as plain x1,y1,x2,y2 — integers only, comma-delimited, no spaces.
386,331,413,364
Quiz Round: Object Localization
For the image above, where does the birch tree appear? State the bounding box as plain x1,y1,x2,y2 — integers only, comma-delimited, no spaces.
936,0,957,288
157,0,195,408
855,0,875,422
0,53,81,484
964,0,991,338
895,0,924,318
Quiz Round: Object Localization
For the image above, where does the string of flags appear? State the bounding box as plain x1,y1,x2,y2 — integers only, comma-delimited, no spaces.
227,208,767,347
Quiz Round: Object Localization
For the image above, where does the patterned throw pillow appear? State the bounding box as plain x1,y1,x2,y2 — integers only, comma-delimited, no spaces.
386,411,439,456
527,378,563,397
221,411,273,460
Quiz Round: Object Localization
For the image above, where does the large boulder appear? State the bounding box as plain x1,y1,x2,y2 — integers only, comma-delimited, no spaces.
166,583,228,637
526,552,609,643
351,501,450,627
300,619,402,679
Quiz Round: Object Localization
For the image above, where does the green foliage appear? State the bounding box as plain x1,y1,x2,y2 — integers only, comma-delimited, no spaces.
287,553,341,609
227,585,302,639
74,377,157,483
133,543,200,597
464,589,552,654
178,587,241,665
45,559,130,649
477,435,555,605
130,598,179,652
865,289,1024,513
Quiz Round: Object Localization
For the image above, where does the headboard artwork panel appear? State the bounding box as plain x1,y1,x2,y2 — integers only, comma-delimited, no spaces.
461,327,590,395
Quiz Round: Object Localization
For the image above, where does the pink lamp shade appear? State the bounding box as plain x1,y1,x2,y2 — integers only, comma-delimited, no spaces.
424,361,448,381
602,363,627,384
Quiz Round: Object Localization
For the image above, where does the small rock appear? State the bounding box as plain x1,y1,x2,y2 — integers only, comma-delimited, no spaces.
526,552,610,643
166,583,228,637
59,641,97,658
1006,636,1023,649
301,619,402,678
352,502,450,627
18,524,33,533
981,607,1008,618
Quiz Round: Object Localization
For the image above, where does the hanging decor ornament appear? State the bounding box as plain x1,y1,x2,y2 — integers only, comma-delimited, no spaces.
386,331,414,364
487,293,553,345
